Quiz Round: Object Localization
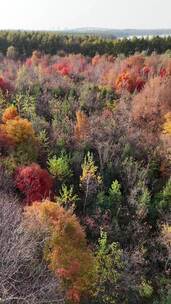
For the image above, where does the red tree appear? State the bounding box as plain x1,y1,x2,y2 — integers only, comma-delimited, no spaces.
0,77,12,95
15,163,53,204
115,71,145,93
53,63,71,76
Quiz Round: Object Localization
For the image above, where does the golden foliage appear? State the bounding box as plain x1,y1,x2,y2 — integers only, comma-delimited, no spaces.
2,106,19,123
80,152,102,186
74,111,89,141
2,117,35,144
163,112,171,135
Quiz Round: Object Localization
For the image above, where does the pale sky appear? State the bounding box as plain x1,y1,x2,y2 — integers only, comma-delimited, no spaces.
0,0,171,30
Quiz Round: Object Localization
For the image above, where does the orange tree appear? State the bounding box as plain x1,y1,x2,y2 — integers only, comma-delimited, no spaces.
2,106,19,123
23,200,96,303
0,107,38,164
74,111,89,142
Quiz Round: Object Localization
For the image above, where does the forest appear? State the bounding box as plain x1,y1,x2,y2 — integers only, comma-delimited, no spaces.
0,46,170,304
1,30,171,57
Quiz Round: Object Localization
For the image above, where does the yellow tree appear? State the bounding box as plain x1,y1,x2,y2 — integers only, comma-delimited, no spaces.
163,112,171,134
80,152,102,212
3,118,35,144
0,107,37,165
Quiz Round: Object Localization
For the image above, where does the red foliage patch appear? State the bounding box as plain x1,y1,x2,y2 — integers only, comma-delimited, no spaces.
25,58,32,67
15,163,53,204
142,66,150,76
66,288,80,303
135,78,145,92
0,77,12,95
116,71,145,93
160,67,167,78
53,63,72,76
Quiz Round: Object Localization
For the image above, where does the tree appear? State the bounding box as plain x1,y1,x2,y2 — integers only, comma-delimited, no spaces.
98,180,122,219
0,192,65,304
74,111,89,142
0,129,14,155
0,77,12,96
130,76,171,149
1,110,38,164
138,280,153,299
6,45,18,59
155,178,171,211
57,184,79,210
161,224,171,271
2,105,19,123
163,112,171,134
161,112,171,158
24,200,96,303
80,152,102,212
115,71,145,93
2,117,36,144
15,163,53,204
47,153,72,181
92,230,124,304
53,62,72,76
31,50,42,65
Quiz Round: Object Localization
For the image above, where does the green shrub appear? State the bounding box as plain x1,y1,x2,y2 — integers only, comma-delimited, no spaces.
93,230,124,304
155,178,171,211
97,180,122,217
47,153,72,180
139,280,153,298
57,184,79,210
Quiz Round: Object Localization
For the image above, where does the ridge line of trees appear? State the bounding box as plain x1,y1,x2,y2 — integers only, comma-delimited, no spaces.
1,30,171,57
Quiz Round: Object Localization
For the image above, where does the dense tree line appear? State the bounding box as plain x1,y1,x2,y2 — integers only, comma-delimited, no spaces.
1,30,171,57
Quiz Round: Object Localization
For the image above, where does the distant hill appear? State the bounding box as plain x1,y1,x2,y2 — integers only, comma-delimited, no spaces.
61,28,171,38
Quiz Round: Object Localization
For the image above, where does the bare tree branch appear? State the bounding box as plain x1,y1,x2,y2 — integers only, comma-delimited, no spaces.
0,192,65,304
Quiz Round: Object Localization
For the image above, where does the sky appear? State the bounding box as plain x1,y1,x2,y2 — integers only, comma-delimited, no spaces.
0,0,171,30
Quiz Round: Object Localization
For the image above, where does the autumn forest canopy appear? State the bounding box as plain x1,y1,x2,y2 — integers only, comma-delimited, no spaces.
0,35,171,304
